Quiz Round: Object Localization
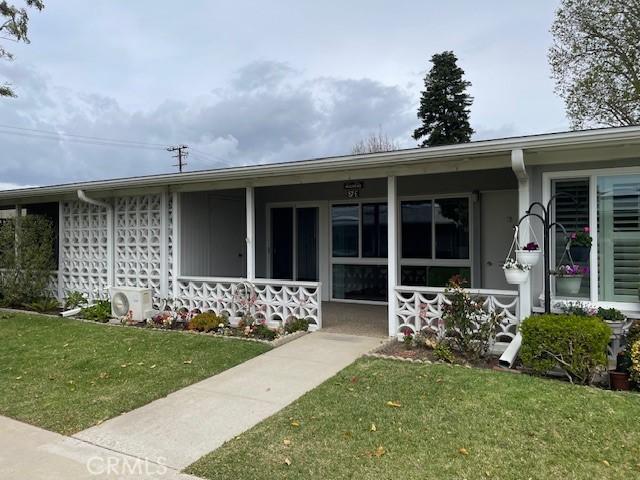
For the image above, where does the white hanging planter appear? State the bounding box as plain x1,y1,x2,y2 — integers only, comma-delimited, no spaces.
516,249,541,266
503,267,530,285
556,276,583,296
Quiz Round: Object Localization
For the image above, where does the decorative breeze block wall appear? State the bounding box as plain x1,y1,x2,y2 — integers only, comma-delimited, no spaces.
61,200,109,299
114,194,163,300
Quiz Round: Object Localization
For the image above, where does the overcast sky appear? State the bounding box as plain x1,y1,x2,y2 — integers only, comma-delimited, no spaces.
0,0,567,188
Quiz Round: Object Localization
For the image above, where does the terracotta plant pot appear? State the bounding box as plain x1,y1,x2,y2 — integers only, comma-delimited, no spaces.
609,371,631,391
556,275,583,296
516,249,541,266
569,245,590,262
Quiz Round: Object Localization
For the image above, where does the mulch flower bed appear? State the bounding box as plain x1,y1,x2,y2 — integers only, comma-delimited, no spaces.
371,339,502,370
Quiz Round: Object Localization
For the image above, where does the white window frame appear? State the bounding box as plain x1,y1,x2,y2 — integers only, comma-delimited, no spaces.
266,201,322,282
328,192,475,304
329,197,388,304
543,166,640,312
398,193,474,287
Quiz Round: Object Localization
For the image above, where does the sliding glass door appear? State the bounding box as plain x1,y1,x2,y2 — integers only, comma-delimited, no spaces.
270,206,319,282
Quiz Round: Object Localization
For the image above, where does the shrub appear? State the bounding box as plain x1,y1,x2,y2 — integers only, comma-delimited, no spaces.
433,342,455,363
627,320,640,349
79,301,112,323
413,330,438,349
64,291,88,310
442,276,499,361
285,317,309,334
0,214,55,306
188,312,227,332
630,340,640,386
520,314,611,385
253,323,277,341
24,296,60,313
596,307,625,322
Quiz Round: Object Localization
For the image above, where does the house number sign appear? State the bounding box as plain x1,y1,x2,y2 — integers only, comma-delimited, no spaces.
344,181,363,198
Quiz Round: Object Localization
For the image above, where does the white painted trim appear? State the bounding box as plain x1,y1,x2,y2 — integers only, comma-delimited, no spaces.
387,176,398,336
4,126,640,201
543,165,640,308
395,285,518,296
171,191,180,299
160,191,168,298
246,187,255,281
512,148,531,320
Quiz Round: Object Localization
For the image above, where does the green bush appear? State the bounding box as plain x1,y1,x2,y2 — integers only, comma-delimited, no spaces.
520,314,611,385
64,291,88,310
253,323,277,341
285,317,309,334
597,307,625,322
24,297,60,313
0,215,56,306
188,312,226,332
79,300,112,323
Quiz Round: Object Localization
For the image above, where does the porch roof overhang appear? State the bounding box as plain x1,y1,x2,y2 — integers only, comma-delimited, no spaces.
2,125,640,204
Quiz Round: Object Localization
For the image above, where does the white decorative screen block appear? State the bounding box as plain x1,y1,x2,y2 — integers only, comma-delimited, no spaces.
167,194,174,296
114,194,163,300
395,286,519,345
176,278,322,329
61,200,109,299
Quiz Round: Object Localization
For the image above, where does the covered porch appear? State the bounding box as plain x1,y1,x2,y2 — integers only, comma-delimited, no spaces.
173,157,524,340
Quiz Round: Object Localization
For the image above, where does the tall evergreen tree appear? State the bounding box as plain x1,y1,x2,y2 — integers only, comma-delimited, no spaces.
413,51,474,147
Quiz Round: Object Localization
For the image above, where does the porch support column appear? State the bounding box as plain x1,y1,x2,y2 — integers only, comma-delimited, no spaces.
171,192,180,300
387,176,398,337
246,186,255,281
511,149,531,321
160,190,168,299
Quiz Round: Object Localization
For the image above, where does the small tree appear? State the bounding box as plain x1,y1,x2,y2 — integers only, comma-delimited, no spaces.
441,276,498,361
0,214,55,306
1,0,45,97
413,51,474,147
352,129,399,154
549,0,640,128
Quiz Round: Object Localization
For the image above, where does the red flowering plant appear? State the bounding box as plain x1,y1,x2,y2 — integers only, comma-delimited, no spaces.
521,241,539,251
569,227,592,247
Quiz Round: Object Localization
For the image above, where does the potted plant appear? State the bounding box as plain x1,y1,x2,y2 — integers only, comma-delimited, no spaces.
568,227,592,262
516,241,541,266
554,264,589,296
503,259,531,285
610,350,632,391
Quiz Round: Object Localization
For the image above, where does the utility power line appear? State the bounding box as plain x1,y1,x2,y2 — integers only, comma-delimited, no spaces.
167,145,188,172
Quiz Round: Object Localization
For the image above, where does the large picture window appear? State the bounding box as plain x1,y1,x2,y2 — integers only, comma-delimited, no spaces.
400,196,471,288
549,171,640,306
331,202,387,301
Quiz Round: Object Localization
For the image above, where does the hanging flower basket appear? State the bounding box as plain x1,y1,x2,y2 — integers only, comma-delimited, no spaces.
516,242,541,266
569,245,590,263
554,264,589,296
568,227,592,262
503,259,531,285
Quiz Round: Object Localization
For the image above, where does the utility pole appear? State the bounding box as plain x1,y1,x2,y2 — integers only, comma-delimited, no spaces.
167,145,188,172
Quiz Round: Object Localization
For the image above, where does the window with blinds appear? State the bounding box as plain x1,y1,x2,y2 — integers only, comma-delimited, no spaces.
598,175,640,302
552,179,590,298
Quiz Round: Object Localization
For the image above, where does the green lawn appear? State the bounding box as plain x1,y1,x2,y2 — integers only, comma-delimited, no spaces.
187,358,640,480
0,313,269,435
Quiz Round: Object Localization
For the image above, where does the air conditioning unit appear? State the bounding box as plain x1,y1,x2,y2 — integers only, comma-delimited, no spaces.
110,286,153,321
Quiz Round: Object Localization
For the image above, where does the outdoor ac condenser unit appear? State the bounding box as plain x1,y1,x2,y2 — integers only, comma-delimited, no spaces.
110,286,153,321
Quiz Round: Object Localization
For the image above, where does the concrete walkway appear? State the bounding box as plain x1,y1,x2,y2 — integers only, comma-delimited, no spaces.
0,416,199,480
74,332,382,471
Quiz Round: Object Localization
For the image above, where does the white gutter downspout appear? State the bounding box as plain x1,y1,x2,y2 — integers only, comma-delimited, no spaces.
500,149,530,368
77,190,115,294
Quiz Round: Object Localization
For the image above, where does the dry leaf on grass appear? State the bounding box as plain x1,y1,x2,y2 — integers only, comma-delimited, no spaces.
458,448,469,456
373,446,385,457
290,421,300,427
284,457,291,466
602,460,610,467
386,401,402,408
150,364,157,369
183,360,192,364
283,439,291,446
370,423,377,432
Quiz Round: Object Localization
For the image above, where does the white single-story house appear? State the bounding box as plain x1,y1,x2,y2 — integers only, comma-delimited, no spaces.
1,126,639,347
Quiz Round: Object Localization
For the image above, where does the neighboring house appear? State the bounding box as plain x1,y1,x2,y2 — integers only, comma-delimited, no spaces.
1,126,639,348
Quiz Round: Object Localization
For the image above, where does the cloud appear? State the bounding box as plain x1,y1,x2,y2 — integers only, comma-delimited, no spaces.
0,61,415,186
